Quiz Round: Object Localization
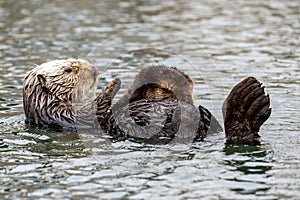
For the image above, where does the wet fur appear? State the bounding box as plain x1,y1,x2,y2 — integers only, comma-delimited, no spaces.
23,60,271,144
222,77,271,144
107,67,271,144
23,59,98,131
107,66,214,143
114,66,194,110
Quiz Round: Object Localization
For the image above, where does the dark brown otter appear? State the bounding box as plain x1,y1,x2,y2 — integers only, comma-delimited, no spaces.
23,60,271,144
101,66,271,144
107,66,213,143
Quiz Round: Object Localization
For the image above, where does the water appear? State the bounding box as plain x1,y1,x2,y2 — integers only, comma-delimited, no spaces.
0,0,299,199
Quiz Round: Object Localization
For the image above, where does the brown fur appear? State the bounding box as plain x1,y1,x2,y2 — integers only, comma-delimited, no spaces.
114,66,194,110
222,77,271,144
23,60,271,144
109,65,212,143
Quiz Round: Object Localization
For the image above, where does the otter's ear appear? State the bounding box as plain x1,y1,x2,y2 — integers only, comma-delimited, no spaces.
37,74,46,87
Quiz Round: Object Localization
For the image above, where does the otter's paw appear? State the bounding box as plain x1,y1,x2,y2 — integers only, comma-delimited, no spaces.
96,78,121,101
222,77,271,144
193,105,211,142
96,78,121,125
104,78,121,98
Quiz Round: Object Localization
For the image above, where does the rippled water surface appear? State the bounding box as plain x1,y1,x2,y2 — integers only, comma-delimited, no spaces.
0,0,299,199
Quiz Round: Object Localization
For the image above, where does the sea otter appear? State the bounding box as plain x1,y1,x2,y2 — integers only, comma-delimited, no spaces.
23,59,271,144
23,59,112,131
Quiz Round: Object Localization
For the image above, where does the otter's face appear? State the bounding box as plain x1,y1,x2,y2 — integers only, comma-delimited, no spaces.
33,59,99,102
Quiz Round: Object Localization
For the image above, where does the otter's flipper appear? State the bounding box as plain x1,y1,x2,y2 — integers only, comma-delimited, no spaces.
222,77,271,144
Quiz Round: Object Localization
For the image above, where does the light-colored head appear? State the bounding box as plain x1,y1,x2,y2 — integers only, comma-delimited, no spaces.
23,59,99,130
24,58,99,102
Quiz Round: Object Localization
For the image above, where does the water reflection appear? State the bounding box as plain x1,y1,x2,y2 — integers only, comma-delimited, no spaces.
26,131,87,157
1,122,89,157
223,144,274,196
224,144,273,174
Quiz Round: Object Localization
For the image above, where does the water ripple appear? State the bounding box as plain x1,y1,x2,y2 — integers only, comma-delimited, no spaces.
0,0,299,199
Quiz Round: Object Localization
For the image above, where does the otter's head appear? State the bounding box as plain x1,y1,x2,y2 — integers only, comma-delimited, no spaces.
23,59,99,130
24,59,98,102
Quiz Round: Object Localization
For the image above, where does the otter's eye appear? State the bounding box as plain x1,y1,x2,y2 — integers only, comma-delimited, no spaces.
64,68,72,73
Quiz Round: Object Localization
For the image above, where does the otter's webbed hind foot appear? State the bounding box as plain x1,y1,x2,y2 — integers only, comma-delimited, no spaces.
223,77,271,144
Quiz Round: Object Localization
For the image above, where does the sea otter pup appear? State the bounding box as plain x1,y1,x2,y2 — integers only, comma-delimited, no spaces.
23,59,271,144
